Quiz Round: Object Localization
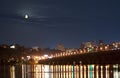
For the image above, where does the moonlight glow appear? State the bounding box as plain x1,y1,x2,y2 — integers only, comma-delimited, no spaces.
25,14,29,19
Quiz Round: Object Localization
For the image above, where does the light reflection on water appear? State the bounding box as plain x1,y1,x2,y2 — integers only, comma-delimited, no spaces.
19,64,120,78
2,64,120,78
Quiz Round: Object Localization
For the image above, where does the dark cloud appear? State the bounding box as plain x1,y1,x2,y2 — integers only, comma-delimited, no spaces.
0,0,120,48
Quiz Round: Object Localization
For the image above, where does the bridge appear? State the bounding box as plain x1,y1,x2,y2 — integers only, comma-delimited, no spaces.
37,45,120,65
38,50,120,65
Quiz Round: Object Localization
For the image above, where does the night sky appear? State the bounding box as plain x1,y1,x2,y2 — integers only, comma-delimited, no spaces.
0,0,120,48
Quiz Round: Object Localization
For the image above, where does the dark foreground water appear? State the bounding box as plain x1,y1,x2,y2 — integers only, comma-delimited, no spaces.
0,64,120,78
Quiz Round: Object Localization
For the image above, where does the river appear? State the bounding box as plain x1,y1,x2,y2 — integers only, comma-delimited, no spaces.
0,64,120,78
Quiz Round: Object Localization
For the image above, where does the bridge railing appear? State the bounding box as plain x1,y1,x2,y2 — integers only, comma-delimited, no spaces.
48,44,120,59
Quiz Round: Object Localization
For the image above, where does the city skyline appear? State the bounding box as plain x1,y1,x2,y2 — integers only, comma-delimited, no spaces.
0,0,120,48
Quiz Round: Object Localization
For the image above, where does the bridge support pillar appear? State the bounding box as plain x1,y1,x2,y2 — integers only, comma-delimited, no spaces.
97,65,101,78
40,64,42,78
10,66,15,78
109,65,113,78
86,65,88,78
118,64,120,78
58,65,60,78
80,64,83,78
84,65,86,78
67,65,69,78
94,65,96,78
82,65,84,78
52,62,54,78
62,65,64,78
78,64,80,78
60,65,61,78
76,65,79,78
72,62,75,78
31,65,34,78
55,65,57,78
103,65,106,78
65,65,67,78
79,61,82,78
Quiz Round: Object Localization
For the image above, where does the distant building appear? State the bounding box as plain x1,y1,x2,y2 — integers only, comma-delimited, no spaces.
32,46,40,51
56,43,65,51
0,44,9,48
81,41,96,48
98,40,104,46
66,48,75,52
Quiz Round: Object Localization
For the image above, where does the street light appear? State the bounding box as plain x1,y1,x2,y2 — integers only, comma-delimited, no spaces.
10,45,15,49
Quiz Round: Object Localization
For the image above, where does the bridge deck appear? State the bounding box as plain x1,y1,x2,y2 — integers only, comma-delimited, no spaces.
38,50,120,65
